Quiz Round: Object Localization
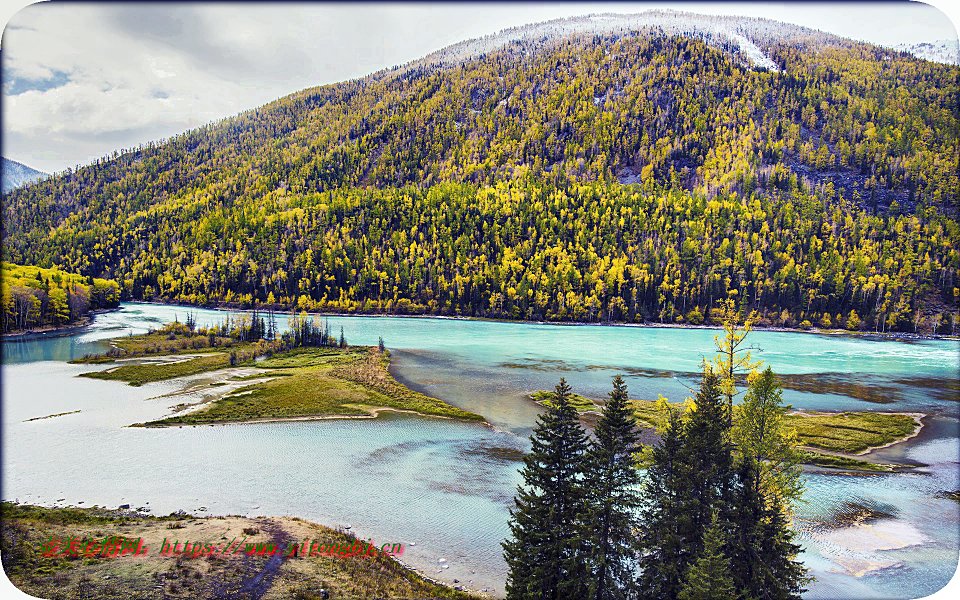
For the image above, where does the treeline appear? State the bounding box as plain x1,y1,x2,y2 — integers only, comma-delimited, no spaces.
112,310,349,361
1,263,120,334
505,330,808,599
3,31,958,333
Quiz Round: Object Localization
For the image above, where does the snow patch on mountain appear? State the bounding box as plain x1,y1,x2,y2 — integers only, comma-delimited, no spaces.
402,10,835,75
892,39,959,65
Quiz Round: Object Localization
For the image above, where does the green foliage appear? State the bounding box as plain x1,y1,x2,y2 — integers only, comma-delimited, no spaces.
677,512,737,600
1,262,119,333
504,378,588,600
733,367,803,506
636,403,692,599
581,376,642,600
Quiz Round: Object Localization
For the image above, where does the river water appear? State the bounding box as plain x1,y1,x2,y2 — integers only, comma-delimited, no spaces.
2,303,958,598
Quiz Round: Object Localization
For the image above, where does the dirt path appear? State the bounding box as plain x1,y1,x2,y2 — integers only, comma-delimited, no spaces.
213,519,292,600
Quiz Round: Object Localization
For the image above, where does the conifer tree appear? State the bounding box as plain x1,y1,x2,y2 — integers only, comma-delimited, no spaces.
504,378,588,600
637,406,692,600
582,376,642,600
729,457,808,600
753,495,809,600
677,511,737,600
681,367,734,556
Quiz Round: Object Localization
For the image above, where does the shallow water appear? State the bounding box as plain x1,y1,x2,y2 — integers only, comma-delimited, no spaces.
2,303,958,598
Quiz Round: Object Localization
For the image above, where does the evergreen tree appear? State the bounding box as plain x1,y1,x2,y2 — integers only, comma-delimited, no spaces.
582,376,642,600
753,495,809,600
728,458,764,599
504,378,588,600
681,367,734,557
637,406,692,600
729,458,809,600
678,511,737,600
339,325,347,348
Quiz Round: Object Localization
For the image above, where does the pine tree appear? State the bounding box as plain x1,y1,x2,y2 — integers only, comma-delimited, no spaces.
677,511,737,600
729,458,808,600
582,376,642,600
681,367,734,557
504,378,588,600
753,495,809,600
637,406,692,600
339,326,347,348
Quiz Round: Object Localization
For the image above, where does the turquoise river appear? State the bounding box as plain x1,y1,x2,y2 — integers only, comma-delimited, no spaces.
2,303,958,598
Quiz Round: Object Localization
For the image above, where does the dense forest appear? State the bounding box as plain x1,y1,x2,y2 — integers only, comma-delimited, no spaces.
3,17,958,333
1,263,120,334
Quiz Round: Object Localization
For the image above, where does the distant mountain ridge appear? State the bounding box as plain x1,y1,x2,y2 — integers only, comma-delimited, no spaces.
2,158,46,193
893,39,960,65
399,11,832,75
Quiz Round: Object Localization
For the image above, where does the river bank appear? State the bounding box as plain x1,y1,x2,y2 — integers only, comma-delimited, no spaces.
121,301,959,342
0,502,486,599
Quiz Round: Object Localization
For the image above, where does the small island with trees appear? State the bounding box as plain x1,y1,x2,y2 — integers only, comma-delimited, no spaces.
72,311,484,426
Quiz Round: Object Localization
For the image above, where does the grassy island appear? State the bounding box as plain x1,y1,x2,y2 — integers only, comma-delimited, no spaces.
0,502,481,600
75,321,484,426
529,391,921,472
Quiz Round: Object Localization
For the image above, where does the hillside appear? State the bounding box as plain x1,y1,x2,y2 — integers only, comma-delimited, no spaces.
1,158,45,193
3,11,958,333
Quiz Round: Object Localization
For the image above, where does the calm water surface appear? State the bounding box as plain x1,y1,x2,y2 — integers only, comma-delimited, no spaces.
2,303,958,598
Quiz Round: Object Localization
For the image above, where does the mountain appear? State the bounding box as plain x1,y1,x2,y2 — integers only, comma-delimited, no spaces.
893,39,960,65
3,11,958,333
1,158,46,193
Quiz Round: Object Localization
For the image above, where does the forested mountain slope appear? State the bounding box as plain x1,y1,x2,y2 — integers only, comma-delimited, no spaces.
3,12,958,333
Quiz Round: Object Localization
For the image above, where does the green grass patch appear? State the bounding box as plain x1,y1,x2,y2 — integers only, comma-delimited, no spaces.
228,370,294,381
79,353,231,386
787,412,919,454
135,347,483,425
796,450,903,472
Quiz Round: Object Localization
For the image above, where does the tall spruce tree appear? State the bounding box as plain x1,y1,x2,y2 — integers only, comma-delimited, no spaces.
730,447,809,600
678,511,737,600
504,378,588,600
637,406,692,600
681,367,734,557
582,376,642,600
753,494,809,600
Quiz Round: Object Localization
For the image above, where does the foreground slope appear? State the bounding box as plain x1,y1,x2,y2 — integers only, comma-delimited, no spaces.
4,12,958,332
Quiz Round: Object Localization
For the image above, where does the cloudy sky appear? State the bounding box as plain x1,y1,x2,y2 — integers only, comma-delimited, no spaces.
2,1,958,174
